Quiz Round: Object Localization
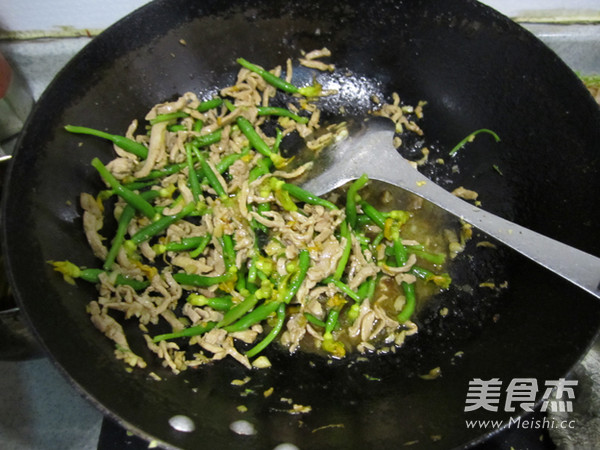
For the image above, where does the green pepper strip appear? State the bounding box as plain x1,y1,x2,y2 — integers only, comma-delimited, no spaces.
257,106,309,124
65,125,149,159
322,276,362,302
333,220,352,281
217,294,258,328
185,143,202,202
152,321,217,343
173,271,236,288
75,267,149,291
223,300,281,333
304,312,326,328
236,58,299,94
129,202,195,245
279,249,310,304
91,158,157,219
197,97,224,113
281,183,338,210
104,189,161,270
187,294,233,311
346,174,369,230
245,302,286,357
194,149,228,199
150,111,189,125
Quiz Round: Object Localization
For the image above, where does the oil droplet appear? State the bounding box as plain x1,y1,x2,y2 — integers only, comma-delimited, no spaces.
169,415,195,433
229,419,257,436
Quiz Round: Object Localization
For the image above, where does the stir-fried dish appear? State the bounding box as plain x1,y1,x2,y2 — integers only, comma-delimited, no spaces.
52,49,455,373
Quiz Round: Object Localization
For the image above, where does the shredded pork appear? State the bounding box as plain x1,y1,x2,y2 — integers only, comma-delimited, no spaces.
52,50,454,374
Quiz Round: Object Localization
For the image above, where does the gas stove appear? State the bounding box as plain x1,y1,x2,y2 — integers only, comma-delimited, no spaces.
0,6,599,449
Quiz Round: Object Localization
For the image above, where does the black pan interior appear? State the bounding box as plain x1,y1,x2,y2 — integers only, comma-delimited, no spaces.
2,0,600,449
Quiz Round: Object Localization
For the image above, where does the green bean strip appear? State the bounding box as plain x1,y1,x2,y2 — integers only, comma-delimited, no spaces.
236,116,273,157
154,235,211,254
257,106,309,124
249,157,273,182
91,158,156,219
325,308,340,334
65,125,149,159
304,312,326,328
129,202,195,245
104,189,161,270
412,266,452,289
223,300,281,333
236,58,299,94
168,124,187,132
50,261,150,291
192,129,222,148
406,246,446,265
392,237,417,323
251,203,270,234
126,162,187,184
194,149,228,199
197,97,223,113
245,303,286,357
185,143,202,202
220,234,236,272
449,128,500,156
358,200,386,229
78,269,148,290
273,128,283,152
173,271,236,288
187,294,233,311
333,221,352,281
393,239,409,266
280,249,310,304
152,321,217,343
189,234,212,258
236,117,287,168
346,174,369,230
322,276,361,302
281,183,338,210
397,282,416,323
215,147,250,173
217,295,258,328
150,111,188,125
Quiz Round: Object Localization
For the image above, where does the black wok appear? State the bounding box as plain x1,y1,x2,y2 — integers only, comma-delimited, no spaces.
3,0,600,448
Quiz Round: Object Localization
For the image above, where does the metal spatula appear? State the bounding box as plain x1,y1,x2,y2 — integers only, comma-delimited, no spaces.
295,118,600,299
